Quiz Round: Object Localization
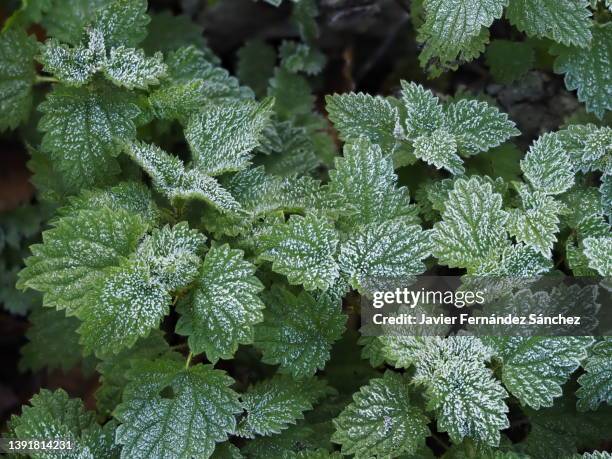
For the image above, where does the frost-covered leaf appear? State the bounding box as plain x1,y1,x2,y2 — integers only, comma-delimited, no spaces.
123,141,241,213
425,357,509,446
432,176,509,271
165,46,252,102
38,83,140,192
38,39,99,86
417,0,506,73
485,337,593,409
18,207,147,314
135,222,206,291
413,128,464,174
8,389,119,459
557,124,612,173
116,358,241,459
506,0,592,46
261,214,339,291
507,184,564,257
62,181,159,227
78,260,171,355
325,93,402,153
553,23,612,118
103,47,166,90
149,79,208,122
602,175,612,218
520,132,575,195
237,375,328,438
176,244,264,363
92,0,149,48
577,338,612,411
254,285,345,379
443,99,519,156
20,307,89,373
339,220,431,292
583,236,612,275
0,29,38,131
328,139,418,228
485,40,535,83
332,371,429,458
400,81,444,137
186,98,273,175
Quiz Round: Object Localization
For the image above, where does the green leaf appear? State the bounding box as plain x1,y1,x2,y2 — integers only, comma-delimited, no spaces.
261,214,340,291
417,0,506,73
557,123,612,173
135,222,207,291
426,356,508,446
0,29,38,131
92,0,150,48
103,47,166,89
524,395,612,458
37,32,104,86
236,39,276,98
78,222,205,356
165,46,252,102
332,371,429,458
237,375,328,438
400,81,444,137
553,23,612,118
18,207,147,314
116,358,241,459
123,141,241,213
583,236,612,275
20,307,90,373
254,285,346,379
38,83,140,192
432,176,509,271
41,0,111,45
141,12,209,55
61,181,159,227
339,220,432,292
78,260,171,355
149,79,208,122
413,128,464,174
176,244,264,363
279,41,325,75
485,337,593,409
327,139,418,228
520,132,575,195
443,99,520,156
185,98,273,175
577,338,612,411
267,67,314,120
325,93,402,154
507,183,564,257
96,331,170,417
485,40,535,83
8,389,119,459
505,0,592,47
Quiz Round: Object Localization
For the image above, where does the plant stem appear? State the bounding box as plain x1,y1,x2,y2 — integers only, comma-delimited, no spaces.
185,351,193,369
35,75,60,84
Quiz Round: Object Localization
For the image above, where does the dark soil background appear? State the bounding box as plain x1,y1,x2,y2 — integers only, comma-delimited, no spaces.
0,0,603,438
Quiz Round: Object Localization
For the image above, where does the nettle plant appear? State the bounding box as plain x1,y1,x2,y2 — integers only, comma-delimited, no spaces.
0,0,611,458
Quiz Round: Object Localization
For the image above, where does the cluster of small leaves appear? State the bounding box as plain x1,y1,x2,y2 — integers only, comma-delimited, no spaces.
1,0,611,458
411,0,611,119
